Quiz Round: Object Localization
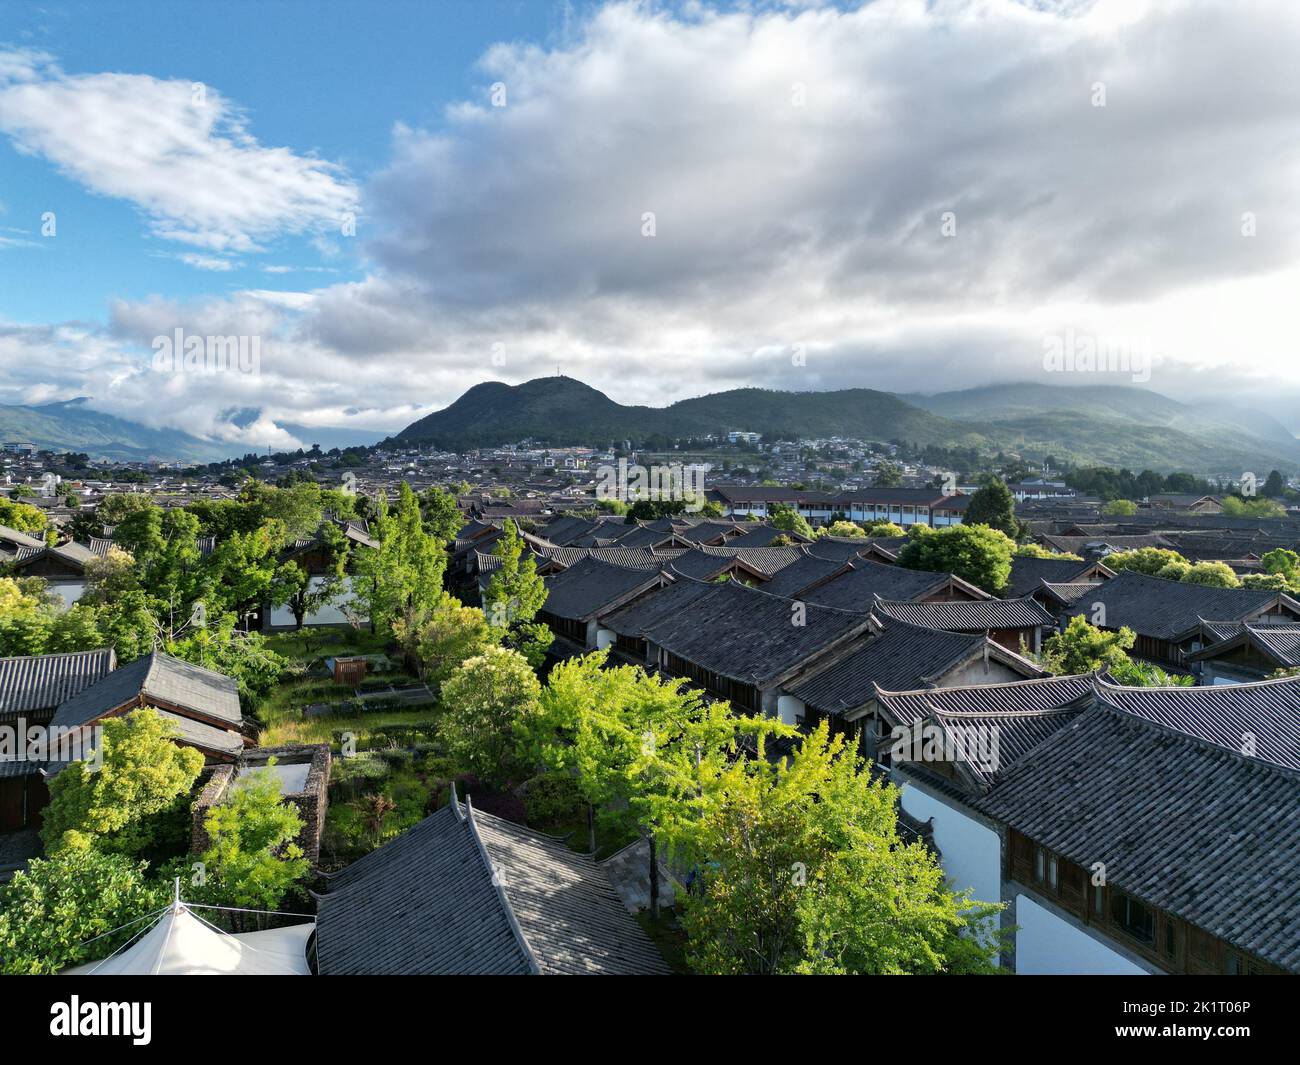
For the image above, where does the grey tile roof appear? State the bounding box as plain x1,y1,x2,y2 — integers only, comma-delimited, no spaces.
874,595,1053,632
1094,673,1300,771
642,578,872,686
802,559,959,611
315,791,669,975
0,524,46,550
753,554,849,597
1036,581,1101,608
0,648,116,719
601,575,720,638
1063,570,1295,641
540,556,665,622
1187,624,1300,670
724,524,810,548
50,651,242,730
876,672,1096,727
973,701,1300,972
1005,556,1109,597
786,622,994,717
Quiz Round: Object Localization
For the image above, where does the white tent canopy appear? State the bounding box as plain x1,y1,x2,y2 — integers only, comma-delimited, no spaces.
64,894,313,976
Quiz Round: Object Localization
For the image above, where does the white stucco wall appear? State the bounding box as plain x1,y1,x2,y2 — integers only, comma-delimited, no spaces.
897,779,1002,954
943,658,1026,686
596,627,617,650
776,694,804,726
1016,894,1149,975
48,580,86,608
269,575,367,627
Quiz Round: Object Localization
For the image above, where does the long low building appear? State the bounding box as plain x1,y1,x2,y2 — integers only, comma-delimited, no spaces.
706,486,969,528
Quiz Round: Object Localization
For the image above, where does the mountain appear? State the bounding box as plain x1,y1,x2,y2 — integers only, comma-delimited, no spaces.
0,399,232,463
393,376,965,450
394,376,1300,476
903,383,1300,474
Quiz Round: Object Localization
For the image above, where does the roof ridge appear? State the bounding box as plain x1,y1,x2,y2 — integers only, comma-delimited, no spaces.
463,794,542,976
1094,671,1300,694
875,671,1095,698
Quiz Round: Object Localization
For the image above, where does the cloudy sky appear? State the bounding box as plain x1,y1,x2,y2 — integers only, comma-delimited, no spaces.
2,0,1299,451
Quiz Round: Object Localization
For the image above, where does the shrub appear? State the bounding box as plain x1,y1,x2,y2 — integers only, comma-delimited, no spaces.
524,772,586,827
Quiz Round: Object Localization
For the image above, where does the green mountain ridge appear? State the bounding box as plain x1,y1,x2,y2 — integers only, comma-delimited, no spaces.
394,376,1300,475
0,399,232,463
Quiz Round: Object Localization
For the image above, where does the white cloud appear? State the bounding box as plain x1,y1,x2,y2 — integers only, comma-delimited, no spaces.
0,51,359,253
9,0,1300,444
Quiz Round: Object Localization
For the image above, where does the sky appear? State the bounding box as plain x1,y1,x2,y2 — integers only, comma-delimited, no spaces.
2,0,1299,451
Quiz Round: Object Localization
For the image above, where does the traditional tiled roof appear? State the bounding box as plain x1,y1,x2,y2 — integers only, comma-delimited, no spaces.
972,700,1300,972
600,576,719,638
802,559,976,612
753,554,849,597
1063,570,1296,641
0,523,45,549
1035,581,1100,608
914,703,1088,791
1094,673,1300,771
873,595,1053,632
540,557,664,622
11,540,99,572
641,578,872,686
0,648,117,719
314,790,669,975
787,620,1039,717
875,672,1096,727
1005,556,1110,597
1185,624,1300,673
50,651,242,730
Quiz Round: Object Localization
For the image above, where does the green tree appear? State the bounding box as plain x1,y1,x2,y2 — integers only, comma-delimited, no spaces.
872,461,903,488
440,645,542,787
394,591,497,695
355,483,447,635
769,503,814,540
821,519,865,539
420,485,465,542
484,519,552,667
1042,615,1137,675
861,520,905,537
272,522,348,630
1222,496,1287,519
1104,547,1188,575
41,709,205,856
670,722,1001,975
0,497,48,535
897,523,1014,595
0,851,167,975
1102,498,1138,516
963,477,1021,539
1262,470,1287,498
1260,548,1300,590
193,767,309,910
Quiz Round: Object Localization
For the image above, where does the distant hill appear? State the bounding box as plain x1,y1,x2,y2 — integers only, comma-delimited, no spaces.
394,376,1300,476
903,383,1300,475
392,376,965,450
0,399,231,463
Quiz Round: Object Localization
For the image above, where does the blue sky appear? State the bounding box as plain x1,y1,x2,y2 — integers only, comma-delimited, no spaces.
1,0,576,323
2,0,1300,451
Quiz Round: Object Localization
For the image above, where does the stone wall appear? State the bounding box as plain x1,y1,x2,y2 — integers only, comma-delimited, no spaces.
190,744,331,865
